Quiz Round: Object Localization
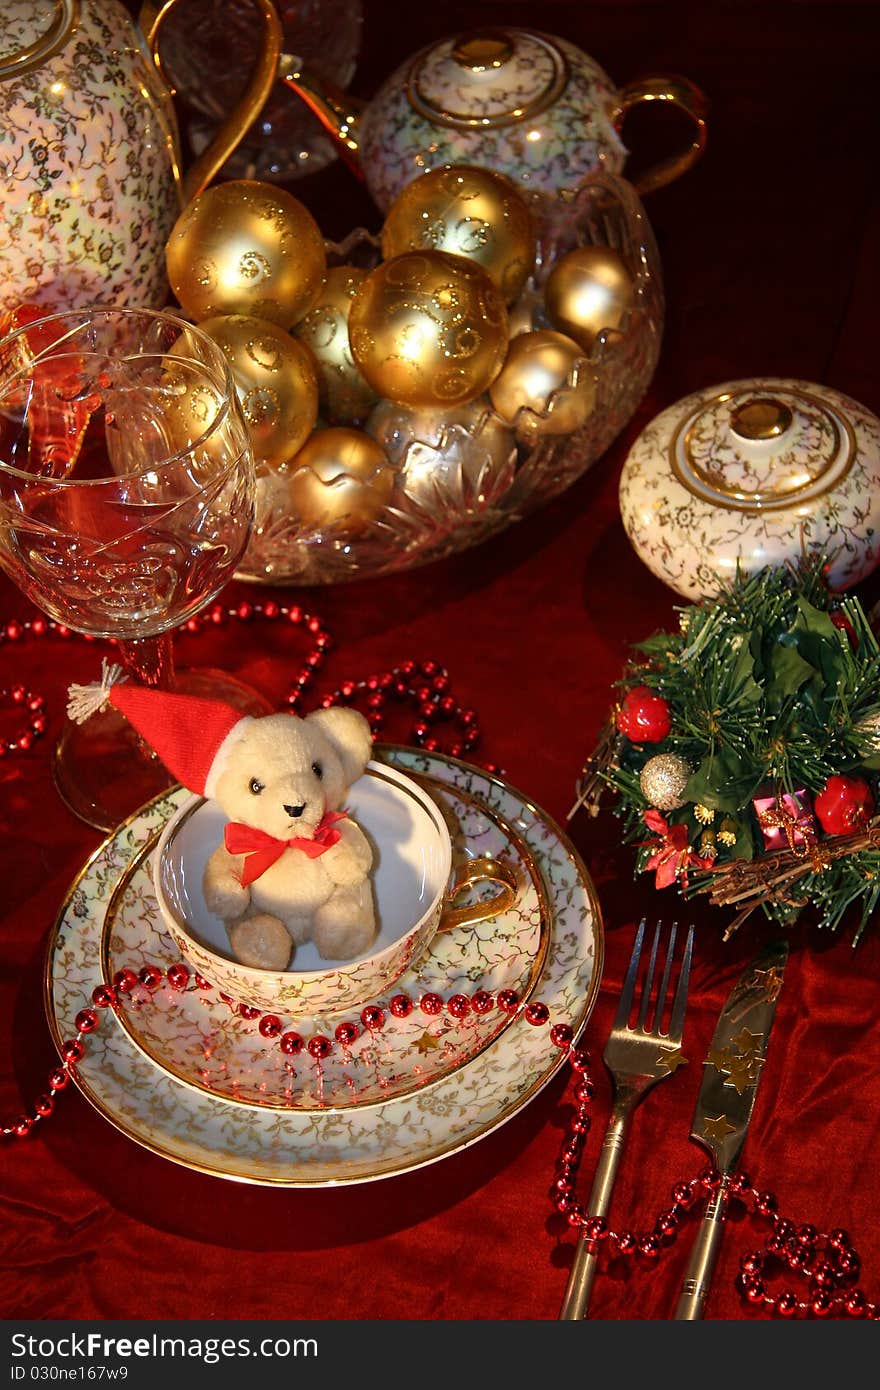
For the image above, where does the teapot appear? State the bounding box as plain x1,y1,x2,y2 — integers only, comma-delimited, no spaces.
279,25,708,215
0,0,281,315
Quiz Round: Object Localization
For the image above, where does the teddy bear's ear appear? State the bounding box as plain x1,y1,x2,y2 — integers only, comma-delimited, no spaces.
306,707,373,785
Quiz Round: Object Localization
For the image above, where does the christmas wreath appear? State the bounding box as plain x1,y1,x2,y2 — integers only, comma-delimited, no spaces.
576,561,880,941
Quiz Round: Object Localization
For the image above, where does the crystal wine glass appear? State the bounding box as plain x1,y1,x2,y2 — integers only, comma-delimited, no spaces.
0,306,258,831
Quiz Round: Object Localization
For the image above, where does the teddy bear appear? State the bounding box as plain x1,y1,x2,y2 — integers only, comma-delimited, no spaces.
66,664,377,970
201,706,376,970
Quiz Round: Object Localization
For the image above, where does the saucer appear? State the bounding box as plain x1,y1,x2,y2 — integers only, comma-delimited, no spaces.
44,746,603,1186
103,769,548,1110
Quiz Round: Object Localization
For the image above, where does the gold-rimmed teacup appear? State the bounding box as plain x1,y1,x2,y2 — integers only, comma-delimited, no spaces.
153,760,517,1017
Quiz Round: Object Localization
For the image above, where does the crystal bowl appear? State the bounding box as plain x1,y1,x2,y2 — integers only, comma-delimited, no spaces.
235,171,664,585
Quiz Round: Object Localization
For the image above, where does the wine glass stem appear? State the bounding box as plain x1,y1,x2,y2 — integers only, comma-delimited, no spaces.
116,632,177,691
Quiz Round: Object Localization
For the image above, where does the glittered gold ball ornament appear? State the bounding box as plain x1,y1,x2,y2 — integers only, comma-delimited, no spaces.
380,165,537,304
348,251,509,410
294,267,378,425
367,396,516,509
488,329,595,444
639,754,693,812
544,246,636,353
165,180,327,330
197,315,319,469
286,426,395,533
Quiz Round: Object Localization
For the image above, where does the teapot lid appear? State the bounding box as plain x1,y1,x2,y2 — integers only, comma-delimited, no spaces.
407,27,569,130
0,0,75,79
668,383,860,511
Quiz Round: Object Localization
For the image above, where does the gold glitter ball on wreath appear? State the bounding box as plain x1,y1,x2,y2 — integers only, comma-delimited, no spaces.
380,165,537,304
488,329,595,445
294,266,379,425
285,426,396,533
348,250,509,409
543,245,636,354
639,753,693,811
165,180,327,330
197,314,319,469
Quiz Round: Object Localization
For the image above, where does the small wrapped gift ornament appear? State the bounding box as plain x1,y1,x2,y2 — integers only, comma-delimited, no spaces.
752,789,817,854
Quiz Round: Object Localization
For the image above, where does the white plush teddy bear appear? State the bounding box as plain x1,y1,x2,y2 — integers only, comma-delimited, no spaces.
66,665,376,970
202,706,376,969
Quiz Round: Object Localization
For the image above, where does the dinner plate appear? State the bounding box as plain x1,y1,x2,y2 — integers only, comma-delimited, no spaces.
44,746,603,1186
102,769,549,1110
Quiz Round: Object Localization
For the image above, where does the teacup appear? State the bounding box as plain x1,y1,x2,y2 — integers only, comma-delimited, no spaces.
153,760,518,1017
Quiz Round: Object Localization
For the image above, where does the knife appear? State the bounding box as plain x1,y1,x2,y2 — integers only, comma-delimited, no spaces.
673,938,788,1320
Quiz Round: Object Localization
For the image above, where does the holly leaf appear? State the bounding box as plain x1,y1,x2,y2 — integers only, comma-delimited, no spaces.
766,643,817,701
685,748,761,813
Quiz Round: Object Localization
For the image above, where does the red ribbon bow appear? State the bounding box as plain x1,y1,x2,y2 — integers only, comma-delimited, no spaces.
224,810,347,887
640,809,715,890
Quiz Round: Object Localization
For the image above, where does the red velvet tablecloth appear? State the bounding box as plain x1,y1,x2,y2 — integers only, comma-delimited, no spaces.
2,0,879,1327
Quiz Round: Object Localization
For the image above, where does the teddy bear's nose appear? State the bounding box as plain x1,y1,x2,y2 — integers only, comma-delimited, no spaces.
284,803,307,818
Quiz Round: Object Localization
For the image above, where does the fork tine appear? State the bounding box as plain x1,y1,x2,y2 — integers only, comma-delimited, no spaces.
652,921,678,1033
636,919,662,1031
668,922,695,1041
613,917,645,1029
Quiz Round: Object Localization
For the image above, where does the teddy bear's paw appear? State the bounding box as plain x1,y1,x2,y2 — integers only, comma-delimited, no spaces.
312,890,376,962
228,915,293,971
204,876,251,921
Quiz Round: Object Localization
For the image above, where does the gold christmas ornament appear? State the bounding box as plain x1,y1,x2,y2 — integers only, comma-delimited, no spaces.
286,427,395,532
543,245,636,353
639,753,693,811
348,251,509,410
380,165,537,304
488,329,595,444
366,396,516,509
165,180,327,330
294,267,378,425
197,315,319,469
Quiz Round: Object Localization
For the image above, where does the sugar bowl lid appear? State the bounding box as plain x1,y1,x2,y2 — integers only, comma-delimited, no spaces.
619,377,880,599
407,28,570,130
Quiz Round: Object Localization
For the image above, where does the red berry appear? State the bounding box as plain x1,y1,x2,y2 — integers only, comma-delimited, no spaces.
615,686,671,743
814,775,875,835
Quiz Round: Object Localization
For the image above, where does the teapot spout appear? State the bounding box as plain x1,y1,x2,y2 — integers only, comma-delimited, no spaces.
278,53,365,177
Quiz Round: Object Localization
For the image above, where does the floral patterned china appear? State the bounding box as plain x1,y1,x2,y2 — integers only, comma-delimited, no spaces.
280,25,707,216
153,761,519,1016
618,378,880,600
44,747,603,1186
105,772,545,1110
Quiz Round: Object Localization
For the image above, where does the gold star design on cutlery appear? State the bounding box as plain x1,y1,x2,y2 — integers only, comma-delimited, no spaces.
705,1045,733,1072
657,1047,687,1074
722,1056,762,1095
731,1027,764,1059
414,1031,441,1055
752,965,784,1002
702,1113,737,1141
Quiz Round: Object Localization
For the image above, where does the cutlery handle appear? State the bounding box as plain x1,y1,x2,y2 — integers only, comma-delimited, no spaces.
558,1108,631,1320
674,1175,730,1319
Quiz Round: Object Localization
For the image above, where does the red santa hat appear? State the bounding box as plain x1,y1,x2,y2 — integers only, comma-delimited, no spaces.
66,660,256,799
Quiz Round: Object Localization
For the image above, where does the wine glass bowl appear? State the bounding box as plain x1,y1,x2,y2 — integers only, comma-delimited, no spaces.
0,307,257,829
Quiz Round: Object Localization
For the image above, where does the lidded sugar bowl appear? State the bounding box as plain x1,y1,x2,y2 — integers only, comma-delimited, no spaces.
618,378,880,598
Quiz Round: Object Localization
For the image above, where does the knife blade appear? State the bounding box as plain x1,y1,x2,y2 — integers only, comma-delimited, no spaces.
673,938,788,1319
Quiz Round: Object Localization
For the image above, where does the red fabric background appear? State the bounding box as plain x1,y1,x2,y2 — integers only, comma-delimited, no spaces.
2,0,880,1323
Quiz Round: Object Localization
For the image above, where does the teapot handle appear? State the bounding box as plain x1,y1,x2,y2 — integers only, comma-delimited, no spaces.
611,74,708,195
139,0,283,203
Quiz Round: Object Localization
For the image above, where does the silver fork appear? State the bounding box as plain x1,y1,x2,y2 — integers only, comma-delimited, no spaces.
558,917,695,1320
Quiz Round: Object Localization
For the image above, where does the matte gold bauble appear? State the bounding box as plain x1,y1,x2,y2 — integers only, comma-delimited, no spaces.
294,267,378,425
367,396,516,508
380,165,537,304
348,251,509,409
488,330,594,444
165,180,327,330
197,315,319,469
544,246,636,353
639,753,693,812
286,427,395,532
